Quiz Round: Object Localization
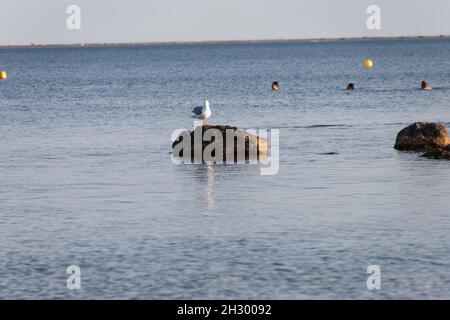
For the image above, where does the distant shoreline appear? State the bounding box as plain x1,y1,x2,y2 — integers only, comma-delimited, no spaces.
1,35,450,49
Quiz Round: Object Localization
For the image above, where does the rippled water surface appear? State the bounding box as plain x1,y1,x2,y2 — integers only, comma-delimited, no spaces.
1,39,450,299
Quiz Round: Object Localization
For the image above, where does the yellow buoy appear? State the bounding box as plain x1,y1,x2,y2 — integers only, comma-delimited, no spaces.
363,59,374,69
0,70,7,80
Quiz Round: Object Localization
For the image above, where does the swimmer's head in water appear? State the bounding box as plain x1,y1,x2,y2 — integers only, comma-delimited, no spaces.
421,80,432,90
272,82,280,90
346,83,355,90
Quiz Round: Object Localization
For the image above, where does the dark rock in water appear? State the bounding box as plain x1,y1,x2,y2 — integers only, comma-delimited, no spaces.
320,151,339,155
394,122,450,151
421,146,450,160
172,125,268,163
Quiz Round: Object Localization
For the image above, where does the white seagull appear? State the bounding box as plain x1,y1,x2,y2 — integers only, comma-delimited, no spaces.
192,100,212,121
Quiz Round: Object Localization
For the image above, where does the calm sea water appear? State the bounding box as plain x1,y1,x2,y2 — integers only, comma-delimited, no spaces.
1,39,450,299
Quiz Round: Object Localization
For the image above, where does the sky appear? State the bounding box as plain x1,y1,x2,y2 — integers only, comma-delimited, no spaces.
1,0,450,45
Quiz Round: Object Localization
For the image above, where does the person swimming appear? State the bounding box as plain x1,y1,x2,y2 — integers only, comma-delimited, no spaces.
346,83,355,90
421,80,432,91
272,82,280,91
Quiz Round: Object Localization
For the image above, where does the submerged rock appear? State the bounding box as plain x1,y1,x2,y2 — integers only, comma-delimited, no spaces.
421,146,450,160
320,151,339,155
172,125,268,162
394,122,450,151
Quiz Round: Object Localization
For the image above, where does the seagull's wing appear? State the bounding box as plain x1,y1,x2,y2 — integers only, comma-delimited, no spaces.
192,106,203,115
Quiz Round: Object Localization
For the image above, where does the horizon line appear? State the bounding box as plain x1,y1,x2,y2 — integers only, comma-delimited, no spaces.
1,34,450,49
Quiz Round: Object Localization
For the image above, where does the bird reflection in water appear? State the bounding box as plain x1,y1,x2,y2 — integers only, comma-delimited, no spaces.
194,163,215,211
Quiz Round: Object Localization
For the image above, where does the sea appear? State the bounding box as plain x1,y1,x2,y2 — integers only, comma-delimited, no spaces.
0,38,449,299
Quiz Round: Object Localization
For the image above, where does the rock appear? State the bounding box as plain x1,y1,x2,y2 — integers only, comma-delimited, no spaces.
421,146,450,160
394,122,450,151
172,125,268,162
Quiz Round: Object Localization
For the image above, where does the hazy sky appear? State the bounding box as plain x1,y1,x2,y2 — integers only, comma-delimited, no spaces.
1,0,450,45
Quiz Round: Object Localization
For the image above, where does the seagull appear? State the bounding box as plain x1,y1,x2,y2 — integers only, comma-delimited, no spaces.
192,100,212,122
